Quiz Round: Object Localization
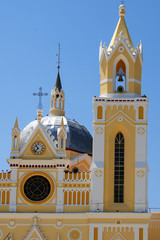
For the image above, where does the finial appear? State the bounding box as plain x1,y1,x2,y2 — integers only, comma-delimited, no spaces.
119,1,126,17
56,43,61,70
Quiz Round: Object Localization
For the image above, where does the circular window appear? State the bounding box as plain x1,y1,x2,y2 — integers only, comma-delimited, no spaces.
24,175,51,202
118,46,124,52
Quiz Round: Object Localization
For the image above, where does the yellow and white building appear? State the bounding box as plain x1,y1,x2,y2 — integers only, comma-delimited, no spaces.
0,3,160,240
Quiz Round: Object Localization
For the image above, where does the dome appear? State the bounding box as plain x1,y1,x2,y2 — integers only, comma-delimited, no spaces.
20,115,92,156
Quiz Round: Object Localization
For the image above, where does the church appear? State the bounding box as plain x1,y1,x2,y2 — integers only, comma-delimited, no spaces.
0,3,160,240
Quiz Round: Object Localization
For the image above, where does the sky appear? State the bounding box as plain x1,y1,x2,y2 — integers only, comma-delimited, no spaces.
0,0,159,209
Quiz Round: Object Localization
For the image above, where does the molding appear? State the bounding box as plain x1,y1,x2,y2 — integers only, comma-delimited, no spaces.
0,212,151,219
100,78,113,84
129,79,141,84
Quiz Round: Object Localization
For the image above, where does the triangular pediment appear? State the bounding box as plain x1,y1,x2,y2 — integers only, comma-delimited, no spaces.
20,123,58,159
111,232,126,240
24,225,45,240
106,110,135,126
24,217,46,240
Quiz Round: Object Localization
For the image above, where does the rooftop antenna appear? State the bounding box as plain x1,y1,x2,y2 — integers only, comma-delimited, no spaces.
56,43,61,70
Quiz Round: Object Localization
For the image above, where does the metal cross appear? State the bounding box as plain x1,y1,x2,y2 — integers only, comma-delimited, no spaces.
33,87,48,110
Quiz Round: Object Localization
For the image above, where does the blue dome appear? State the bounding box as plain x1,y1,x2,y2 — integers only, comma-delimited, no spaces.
42,116,92,155
21,115,92,156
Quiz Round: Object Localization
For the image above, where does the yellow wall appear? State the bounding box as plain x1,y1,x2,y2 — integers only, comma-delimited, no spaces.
149,213,160,240
103,116,135,212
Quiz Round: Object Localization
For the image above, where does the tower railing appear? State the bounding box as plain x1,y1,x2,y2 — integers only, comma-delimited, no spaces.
0,171,11,181
64,172,91,182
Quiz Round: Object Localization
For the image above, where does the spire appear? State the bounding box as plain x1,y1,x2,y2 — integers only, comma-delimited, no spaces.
60,116,64,128
50,44,65,116
108,3,134,50
54,70,62,91
14,117,19,129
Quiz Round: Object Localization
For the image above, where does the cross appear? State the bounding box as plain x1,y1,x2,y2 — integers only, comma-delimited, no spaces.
33,87,48,110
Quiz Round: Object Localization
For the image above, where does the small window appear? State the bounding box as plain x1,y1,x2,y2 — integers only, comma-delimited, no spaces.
139,106,144,119
97,106,103,119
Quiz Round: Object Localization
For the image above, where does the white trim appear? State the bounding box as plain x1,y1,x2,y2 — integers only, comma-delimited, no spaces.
100,78,113,84
129,78,141,84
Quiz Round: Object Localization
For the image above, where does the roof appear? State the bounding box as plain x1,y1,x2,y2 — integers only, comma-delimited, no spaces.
54,71,62,91
108,5,134,50
20,115,92,156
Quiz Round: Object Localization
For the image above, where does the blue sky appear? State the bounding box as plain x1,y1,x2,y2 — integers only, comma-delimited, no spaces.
0,0,159,209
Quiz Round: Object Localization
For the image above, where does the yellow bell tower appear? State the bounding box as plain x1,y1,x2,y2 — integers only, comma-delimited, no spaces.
99,3,143,97
92,3,149,213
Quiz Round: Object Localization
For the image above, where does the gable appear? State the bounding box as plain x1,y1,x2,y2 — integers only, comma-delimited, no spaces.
20,128,57,159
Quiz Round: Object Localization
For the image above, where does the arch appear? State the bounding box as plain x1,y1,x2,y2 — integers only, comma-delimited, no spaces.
139,106,144,119
113,54,129,92
97,106,103,119
114,132,124,203
116,59,126,75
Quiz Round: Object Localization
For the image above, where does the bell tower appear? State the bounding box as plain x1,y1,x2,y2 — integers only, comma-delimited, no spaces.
99,4,143,97
92,3,149,213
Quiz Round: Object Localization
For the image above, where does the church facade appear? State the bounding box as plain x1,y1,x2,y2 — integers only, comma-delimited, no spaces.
0,3,160,240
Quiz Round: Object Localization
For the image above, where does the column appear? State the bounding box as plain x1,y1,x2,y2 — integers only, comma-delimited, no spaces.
89,225,94,240
9,168,17,212
56,168,64,213
134,226,139,240
143,226,148,240
98,226,103,240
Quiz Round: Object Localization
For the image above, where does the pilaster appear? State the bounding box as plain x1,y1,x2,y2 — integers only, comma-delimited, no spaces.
56,168,64,213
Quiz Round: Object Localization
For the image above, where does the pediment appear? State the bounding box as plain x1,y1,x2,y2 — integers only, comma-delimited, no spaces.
106,110,135,126
20,123,58,159
24,217,46,240
24,225,46,240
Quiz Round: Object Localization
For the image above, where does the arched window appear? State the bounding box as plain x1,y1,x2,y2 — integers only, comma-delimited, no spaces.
97,106,103,119
14,136,17,148
61,138,64,149
139,106,144,119
114,132,124,203
116,60,126,92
